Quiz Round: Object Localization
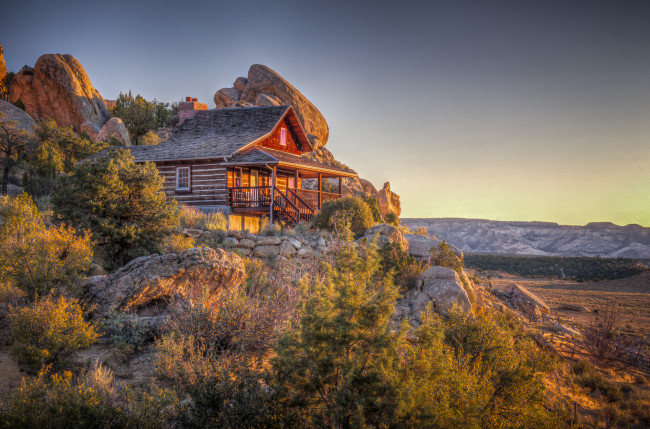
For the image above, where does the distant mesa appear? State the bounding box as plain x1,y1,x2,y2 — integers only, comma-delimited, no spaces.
401,218,650,259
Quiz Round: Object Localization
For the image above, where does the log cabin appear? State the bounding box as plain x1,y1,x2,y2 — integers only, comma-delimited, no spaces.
87,102,357,230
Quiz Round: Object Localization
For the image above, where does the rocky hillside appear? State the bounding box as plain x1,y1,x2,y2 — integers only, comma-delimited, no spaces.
401,218,650,259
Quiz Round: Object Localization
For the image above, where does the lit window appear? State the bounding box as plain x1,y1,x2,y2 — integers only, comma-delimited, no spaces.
177,167,190,190
280,128,287,146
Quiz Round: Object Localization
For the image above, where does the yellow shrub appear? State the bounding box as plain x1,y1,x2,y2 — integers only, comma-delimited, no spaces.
162,233,195,253
9,295,98,370
0,193,93,299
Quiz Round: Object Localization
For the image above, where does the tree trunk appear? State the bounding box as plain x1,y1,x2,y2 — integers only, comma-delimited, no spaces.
1,161,9,195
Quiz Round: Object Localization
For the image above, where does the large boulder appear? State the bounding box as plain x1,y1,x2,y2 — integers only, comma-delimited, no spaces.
9,54,110,133
0,43,6,82
82,247,245,316
395,266,473,326
0,100,35,132
213,87,242,109
362,223,408,252
376,182,401,217
96,117,131,146
214,64,329,146
414,266,472,317
80,121,101,140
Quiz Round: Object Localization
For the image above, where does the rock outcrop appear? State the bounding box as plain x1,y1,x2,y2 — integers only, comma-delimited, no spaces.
83,247,245,316
401,218,650,259
361,223,408,252
80,121,101,140
0,100,35,131
213,65,329,145
394,266,473,327
0,44,6,82
96,117,131,146
404,233,464,260
497,282,550,321
377,182,401,217
9,54,110,133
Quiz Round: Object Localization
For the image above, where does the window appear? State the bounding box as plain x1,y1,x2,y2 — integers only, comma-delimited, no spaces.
176,167,190,191
280,128,287,146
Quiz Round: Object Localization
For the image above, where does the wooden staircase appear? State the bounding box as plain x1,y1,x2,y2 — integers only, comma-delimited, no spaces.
228,186,316,227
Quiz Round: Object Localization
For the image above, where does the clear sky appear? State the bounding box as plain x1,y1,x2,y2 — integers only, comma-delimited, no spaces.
2,0,649,226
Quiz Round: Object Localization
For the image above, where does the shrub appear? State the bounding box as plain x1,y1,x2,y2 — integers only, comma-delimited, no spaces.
314,196,375,236
23,119,107,197
196,230,225,249
0,193,93,299
573,360,622,402
364,195,382,223
161,233,195,253
0,366,179,428
53,149,179,270
155,272,296,385
179,205,228,231
384,211,399,226
9,295,98,370
430,240,463,274
378,241,426,290
100,312,154,350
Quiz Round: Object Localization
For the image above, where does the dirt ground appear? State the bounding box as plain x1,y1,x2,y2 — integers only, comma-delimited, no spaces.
481,271,650,344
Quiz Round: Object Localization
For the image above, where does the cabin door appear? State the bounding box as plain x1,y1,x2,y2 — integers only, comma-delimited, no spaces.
250,170,259,206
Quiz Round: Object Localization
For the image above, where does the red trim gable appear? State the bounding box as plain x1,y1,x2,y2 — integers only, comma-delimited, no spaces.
233,105,313,156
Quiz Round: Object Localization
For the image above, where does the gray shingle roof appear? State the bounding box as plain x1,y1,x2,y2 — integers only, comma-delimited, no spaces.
85,105,293,163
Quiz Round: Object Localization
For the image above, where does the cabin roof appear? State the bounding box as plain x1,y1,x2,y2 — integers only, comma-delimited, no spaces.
86,105,314,163
222,147,357,177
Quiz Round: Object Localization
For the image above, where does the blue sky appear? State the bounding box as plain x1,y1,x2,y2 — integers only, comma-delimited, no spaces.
3,0,649,225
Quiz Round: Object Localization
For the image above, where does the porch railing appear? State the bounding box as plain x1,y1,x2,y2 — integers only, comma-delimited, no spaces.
295,188,342,210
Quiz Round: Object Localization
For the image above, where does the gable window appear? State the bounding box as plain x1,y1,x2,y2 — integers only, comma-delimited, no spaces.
280,128,287,146
176,167,190,191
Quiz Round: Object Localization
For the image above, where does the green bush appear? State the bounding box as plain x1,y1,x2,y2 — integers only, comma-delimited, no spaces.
364,195,382,223
430,240,464,275
378,241,426,290
384,211,399,226
314,196,375,236
9,296,98,370
53,149,179,270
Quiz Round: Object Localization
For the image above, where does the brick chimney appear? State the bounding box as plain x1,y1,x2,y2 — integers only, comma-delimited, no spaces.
178,96,207,125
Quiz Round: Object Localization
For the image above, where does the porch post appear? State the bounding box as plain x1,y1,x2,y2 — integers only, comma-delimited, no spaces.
270,167,276,225
318,172,322,210
295,170,299,191
338,177,342,196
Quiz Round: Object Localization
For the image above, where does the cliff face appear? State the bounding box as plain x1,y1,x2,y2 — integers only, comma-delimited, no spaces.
401,218,650,259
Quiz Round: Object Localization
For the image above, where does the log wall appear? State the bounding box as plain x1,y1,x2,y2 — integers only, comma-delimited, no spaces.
156,160,228,206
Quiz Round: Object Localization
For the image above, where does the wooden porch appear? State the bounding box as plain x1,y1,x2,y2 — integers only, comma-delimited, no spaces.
226,165,348,225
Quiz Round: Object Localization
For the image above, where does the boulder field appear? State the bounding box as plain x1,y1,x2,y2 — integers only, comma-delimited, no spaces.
7,51,130,145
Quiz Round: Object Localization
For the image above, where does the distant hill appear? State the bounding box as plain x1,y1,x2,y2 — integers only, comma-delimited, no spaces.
401,218,650,259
